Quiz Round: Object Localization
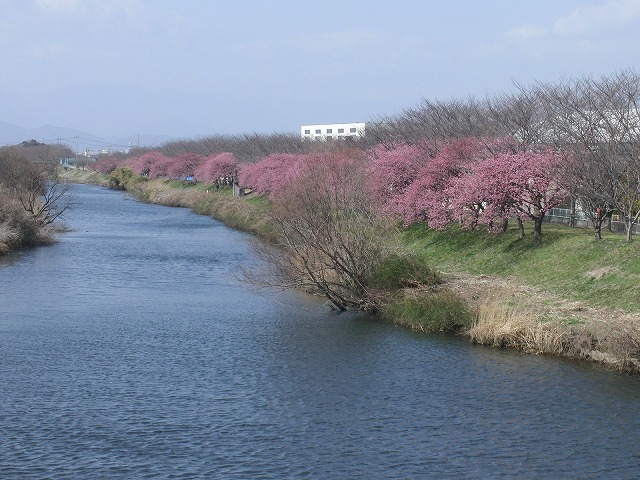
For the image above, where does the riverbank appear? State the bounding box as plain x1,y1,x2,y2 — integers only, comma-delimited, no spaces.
57,167,110,186
58,170,640,373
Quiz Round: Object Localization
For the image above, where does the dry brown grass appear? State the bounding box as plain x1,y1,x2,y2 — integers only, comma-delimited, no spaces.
0,222,19,252
145,184,209,208
568,316,640,371
135,180,274,236
470,298,568,354
459,277,640,372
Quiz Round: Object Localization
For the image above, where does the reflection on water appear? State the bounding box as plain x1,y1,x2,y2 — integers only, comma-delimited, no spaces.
1,184,639,479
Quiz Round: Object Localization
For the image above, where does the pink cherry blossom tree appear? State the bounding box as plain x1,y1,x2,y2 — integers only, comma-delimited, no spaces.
128,151,166,176
194,153,239,184
367,143,431,217
166,153,204,179
238,153,309,197
94,156,121,174
506,149,569,241
147,153,173,179
447,171,489,230
396,138,488,227
460,149,569,240
128,151,179,178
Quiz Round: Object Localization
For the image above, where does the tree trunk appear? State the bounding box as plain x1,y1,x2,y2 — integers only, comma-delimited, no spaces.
533,213,545,242
569,198,576,227
625,212,640,242
517,217,525,239
593,216,603,241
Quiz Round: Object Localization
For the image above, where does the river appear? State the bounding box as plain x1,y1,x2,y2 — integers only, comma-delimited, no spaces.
1,184,639,479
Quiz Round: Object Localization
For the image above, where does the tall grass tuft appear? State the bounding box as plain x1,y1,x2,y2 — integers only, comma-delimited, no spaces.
470,292,640,371
367,253,441,292
469,296,567,354
381,289,472,333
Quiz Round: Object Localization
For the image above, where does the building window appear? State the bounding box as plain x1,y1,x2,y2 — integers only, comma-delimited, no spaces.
349,127,357,133
304,129,310,134
326,135,332,139
338,128,344,133
326,129,332,134
315,129,321,134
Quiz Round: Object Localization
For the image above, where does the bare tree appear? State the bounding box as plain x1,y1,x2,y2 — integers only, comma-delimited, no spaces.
0,147,70,227
155,132,311,163
250,150,393,311
539,71,640,241
485,85,549,151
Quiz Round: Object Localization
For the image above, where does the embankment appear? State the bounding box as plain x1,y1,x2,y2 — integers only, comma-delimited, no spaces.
60,171,640,373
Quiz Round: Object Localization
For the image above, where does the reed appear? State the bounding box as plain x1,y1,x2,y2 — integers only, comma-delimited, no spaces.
469,290,640,372
469,294,567,354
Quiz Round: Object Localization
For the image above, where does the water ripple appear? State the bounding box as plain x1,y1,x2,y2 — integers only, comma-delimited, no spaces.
1,185,640,479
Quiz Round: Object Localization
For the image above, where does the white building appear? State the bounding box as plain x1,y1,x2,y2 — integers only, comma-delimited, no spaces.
300,122,366,141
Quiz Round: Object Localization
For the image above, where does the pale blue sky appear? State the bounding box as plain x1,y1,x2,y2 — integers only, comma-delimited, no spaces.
1,0,640,138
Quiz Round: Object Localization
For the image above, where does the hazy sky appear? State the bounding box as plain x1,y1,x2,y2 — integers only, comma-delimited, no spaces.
2,0,640,138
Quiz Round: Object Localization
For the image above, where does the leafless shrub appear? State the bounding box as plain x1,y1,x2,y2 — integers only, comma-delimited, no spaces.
248,150,395,311
0,147,70,227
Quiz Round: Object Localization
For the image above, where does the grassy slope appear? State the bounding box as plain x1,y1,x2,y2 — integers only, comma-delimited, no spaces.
58,168,110,186
62,170,639,314
403,223,640,313
59,170,640,314
58,172,640,370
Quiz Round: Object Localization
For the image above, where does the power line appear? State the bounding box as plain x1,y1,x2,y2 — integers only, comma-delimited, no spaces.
42,136,133,149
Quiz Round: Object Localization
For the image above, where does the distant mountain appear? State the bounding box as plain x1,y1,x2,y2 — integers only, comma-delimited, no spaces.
113,133,175,151
0,121,174,154
0,120,27,141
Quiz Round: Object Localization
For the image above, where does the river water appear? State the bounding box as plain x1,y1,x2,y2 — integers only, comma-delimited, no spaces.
1,184,639,479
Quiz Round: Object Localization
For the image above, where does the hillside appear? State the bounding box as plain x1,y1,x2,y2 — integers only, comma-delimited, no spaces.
0,120,173,153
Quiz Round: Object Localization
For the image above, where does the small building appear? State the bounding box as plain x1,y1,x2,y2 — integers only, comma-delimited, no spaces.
300,122,366,141
60,157,76,167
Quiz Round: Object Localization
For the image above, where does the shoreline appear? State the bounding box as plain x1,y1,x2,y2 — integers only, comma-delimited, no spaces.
59,170,640,374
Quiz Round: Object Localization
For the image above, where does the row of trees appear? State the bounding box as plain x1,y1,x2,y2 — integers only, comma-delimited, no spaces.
88,69,640,310
366,69,640,241
96,151,240,184
95,139,573,311
237,140,569,242
0,143,72,251
100,70,639,242
127,132,317,163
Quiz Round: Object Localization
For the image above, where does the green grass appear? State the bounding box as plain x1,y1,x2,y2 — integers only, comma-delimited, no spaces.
72,169,640,316
402,222,640,312
367,253,442,291
58,168,109,185
380,290,473,332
